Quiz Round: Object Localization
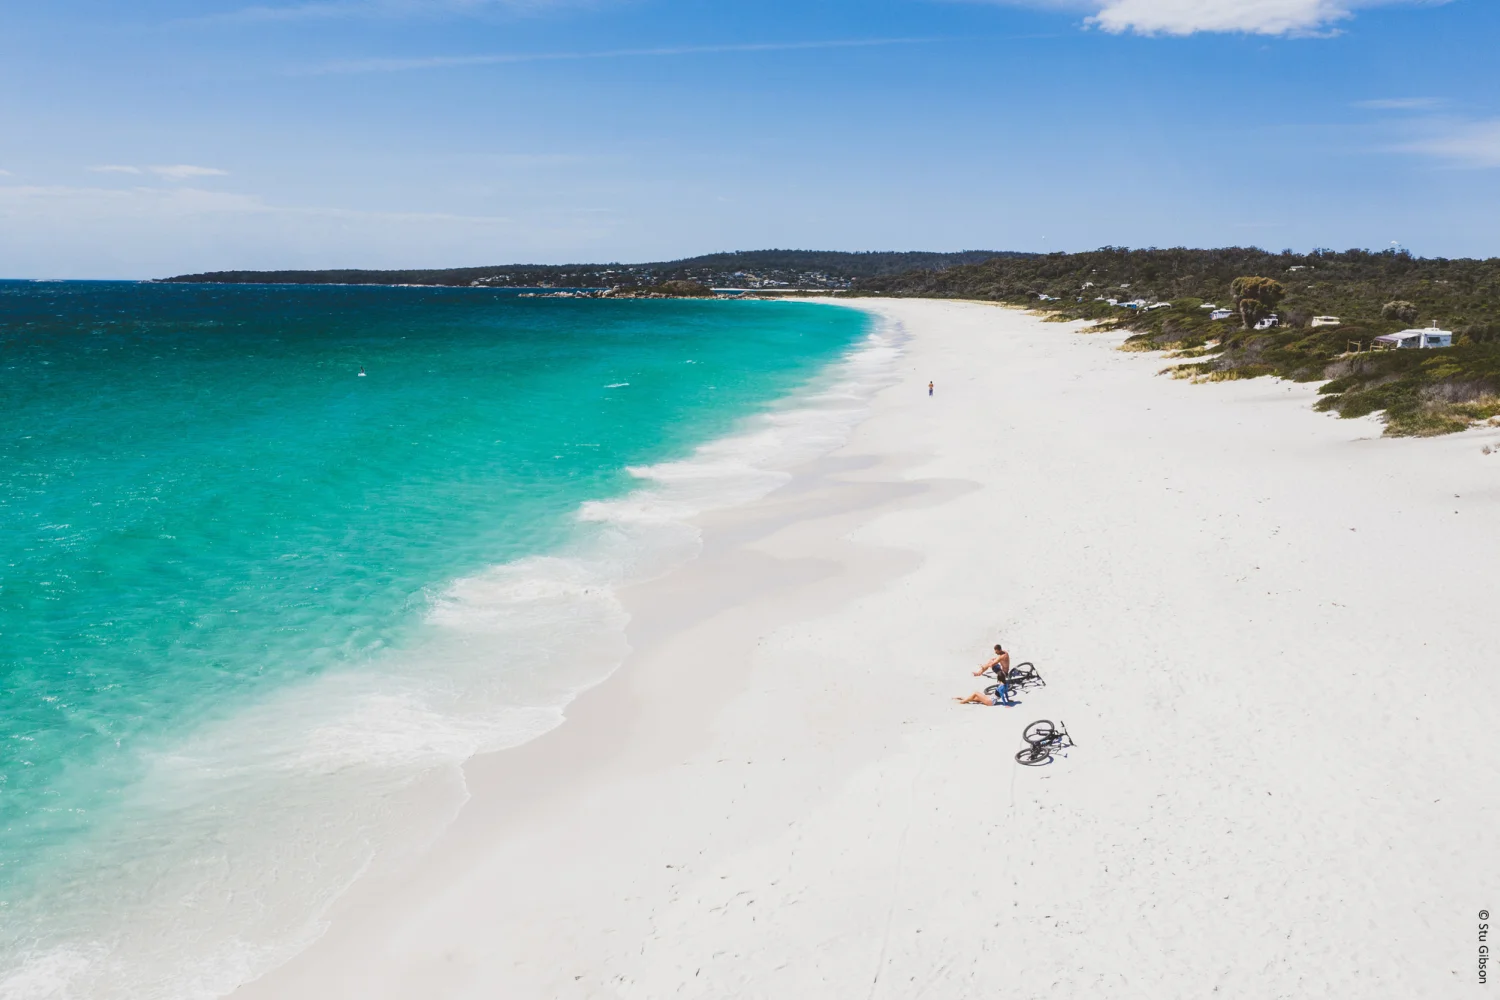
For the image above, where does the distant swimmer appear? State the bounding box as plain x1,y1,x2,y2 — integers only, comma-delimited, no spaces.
928,381,934,396
358,367,366,377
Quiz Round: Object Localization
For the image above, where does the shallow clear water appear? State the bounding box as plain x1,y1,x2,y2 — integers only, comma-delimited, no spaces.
0,281,886,997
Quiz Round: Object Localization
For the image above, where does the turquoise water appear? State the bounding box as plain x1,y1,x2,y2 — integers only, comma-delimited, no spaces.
0,280,874,996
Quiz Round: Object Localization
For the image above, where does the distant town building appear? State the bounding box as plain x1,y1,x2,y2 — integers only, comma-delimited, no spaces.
1374,323,1452,350
1199,303,1218,310
1311,316,1341,327
1209,309,1234,321
1254,315,1280,330
1147,301,1173,310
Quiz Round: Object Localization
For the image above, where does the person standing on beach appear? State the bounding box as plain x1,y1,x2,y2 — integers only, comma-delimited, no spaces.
928,381,934,396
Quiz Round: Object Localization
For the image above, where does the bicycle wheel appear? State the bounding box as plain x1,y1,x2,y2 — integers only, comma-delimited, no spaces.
1015,745,1053,766
1023,720,1057,745
1008,662,1036,684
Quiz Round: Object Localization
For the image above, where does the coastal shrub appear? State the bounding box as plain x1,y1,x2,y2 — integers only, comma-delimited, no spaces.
1321,384,1407,419
1451,396,1500,420
651,280,716,297
606,279,716,298
1317,374,1361,395
1281,307,1312,328
1385,406,1472,437
1382,300,1419,324
1197,364,1277,382
1230,276,1286,330
1458,323,1500,345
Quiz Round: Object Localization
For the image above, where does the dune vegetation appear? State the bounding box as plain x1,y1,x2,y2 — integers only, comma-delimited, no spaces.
855,247,1500,436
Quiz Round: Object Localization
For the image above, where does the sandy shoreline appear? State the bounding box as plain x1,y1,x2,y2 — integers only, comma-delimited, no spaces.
236,299,1500,998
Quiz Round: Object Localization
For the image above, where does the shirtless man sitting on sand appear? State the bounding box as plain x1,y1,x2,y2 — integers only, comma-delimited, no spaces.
955,644,1015,706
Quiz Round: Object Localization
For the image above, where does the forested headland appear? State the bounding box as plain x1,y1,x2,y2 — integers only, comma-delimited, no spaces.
857,247,1500,437
159,250,1027,290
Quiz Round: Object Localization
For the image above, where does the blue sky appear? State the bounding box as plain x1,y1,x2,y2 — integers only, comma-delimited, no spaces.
1,0,1496,277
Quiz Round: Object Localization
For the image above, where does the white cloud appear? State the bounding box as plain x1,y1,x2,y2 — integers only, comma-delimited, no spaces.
1356,97,1444,110
1090,0,1356,35
148,165,230,180
0,169,10,176
987,0,1449,37
87,164,229,180
1400,119,1500,169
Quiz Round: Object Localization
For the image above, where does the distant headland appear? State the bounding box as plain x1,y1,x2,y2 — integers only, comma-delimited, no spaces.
156,249,1028,292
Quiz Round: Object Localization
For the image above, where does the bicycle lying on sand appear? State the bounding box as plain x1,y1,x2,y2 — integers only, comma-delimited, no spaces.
1014,719,1075,766
984,661,1045,700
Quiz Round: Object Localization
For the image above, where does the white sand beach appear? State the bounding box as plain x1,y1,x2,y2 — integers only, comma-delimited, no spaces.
235,299,1500,999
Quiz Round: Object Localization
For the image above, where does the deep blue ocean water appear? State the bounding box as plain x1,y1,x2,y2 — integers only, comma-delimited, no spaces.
0,281,876,997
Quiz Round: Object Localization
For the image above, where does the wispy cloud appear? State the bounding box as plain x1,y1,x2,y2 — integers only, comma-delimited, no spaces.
1399,118,1500,168
980,0,1451,37
302,36,943,75
483,153,595,167
88,164,230,180
150,165,230,180
1356,97,1445,110
0,169,11,177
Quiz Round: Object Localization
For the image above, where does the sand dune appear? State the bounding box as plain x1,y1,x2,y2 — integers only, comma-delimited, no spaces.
236,299,1500,999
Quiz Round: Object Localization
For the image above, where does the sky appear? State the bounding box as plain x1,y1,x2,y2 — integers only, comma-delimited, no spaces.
1,0,1497,278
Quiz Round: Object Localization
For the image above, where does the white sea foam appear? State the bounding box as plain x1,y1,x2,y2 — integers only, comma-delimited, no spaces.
0,308,905,1000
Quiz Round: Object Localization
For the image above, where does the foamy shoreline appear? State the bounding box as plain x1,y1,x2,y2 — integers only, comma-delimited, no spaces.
234,299,1500,998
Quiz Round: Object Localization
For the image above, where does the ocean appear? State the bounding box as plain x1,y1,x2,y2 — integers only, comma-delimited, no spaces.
0,281,898,998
